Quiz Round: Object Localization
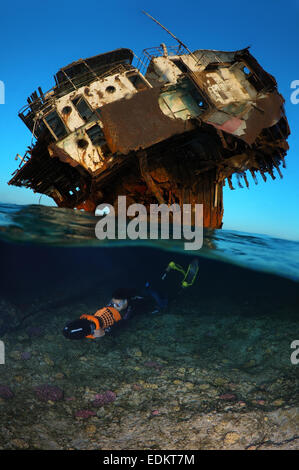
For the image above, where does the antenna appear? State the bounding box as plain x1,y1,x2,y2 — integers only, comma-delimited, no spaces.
142,10,197,61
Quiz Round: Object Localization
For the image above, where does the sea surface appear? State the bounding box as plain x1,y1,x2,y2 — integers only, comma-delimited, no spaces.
0,202,298,450
0,202,298,281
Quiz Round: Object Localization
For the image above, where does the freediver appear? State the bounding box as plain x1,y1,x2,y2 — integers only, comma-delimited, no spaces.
62,258,199,340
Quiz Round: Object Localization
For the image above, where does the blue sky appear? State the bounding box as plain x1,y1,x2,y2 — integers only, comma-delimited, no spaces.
0,0,298,240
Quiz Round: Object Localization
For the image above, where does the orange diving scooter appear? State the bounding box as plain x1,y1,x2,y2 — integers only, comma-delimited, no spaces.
62,306,122,340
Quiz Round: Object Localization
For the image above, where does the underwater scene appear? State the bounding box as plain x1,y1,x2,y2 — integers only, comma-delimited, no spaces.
0,203,298,450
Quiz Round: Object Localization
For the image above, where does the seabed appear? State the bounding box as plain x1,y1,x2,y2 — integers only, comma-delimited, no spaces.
0,249,298,450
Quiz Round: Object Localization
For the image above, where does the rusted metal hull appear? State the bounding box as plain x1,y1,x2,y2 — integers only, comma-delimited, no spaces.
8,45,290,230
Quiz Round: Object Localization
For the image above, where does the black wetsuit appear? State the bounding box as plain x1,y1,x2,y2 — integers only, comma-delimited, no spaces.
104,287,165,336
111,293,156,319
105,267,189,335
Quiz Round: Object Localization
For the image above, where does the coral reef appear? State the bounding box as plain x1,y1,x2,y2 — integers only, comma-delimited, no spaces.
34,384,64,402
0,384,14,399
92,391,116,407
75,410,96,419
0,262,298,450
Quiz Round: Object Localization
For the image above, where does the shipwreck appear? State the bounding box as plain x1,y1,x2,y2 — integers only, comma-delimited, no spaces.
8,14,290,229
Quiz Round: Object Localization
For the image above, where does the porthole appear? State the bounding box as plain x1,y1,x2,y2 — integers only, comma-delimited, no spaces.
77,139,88,149
106,85,116,94
61,106,72,115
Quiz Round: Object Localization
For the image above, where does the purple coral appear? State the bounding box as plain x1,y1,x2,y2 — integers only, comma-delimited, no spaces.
34,384,64,402
0,384,14,399
219,393,237,401
75,409,96,418
27,326,44,338
92,390,116,407
20,351,31,361
144,361,163,370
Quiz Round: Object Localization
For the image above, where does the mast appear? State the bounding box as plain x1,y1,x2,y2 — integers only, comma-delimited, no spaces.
142,10,197,61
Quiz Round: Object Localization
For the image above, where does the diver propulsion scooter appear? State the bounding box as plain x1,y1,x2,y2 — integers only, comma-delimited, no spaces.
62,307,122,340
62,317,97,340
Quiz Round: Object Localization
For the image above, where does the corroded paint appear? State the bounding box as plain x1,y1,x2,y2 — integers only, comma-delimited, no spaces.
100,87,195,155
8,44,290,230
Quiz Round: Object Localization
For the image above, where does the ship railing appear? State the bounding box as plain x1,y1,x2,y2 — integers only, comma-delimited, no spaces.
18,62,133,130
134,44,186,75
54,62,132,98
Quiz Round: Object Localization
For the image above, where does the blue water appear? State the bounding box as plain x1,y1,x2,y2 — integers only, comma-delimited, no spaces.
0,202,298,282
0,202,298,450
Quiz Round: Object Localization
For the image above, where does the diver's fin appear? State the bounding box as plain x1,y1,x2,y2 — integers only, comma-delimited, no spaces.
181,258,199,288
164,261,186,277
162,259,199,287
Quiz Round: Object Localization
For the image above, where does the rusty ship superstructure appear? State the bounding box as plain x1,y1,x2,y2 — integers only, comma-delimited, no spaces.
9,37,290,228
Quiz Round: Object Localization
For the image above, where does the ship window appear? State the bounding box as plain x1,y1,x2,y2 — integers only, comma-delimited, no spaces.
34,120,48,138
61,105,72,115
72,96,97,122
86,124,105,146
44,110,68,139
158,79,207,120
77,139,88,149
106,86,116,94
127,73,149,91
